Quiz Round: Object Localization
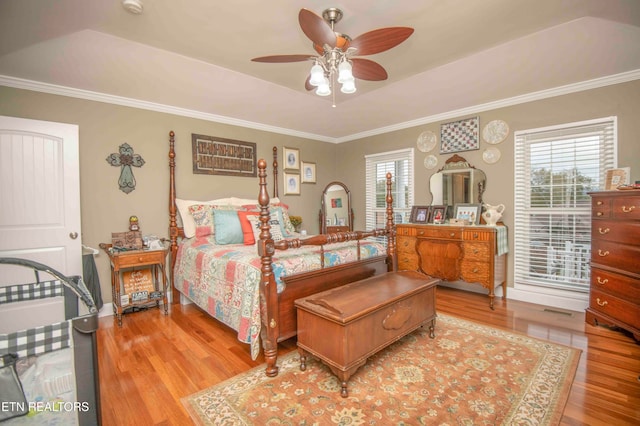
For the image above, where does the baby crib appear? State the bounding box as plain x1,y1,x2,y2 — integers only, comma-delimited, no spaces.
0,257,100,425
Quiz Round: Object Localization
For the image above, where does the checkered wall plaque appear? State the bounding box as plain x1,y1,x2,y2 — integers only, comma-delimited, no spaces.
440,116,480,154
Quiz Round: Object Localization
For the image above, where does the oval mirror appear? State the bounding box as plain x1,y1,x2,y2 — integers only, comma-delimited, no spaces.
429,154,486,215
319,182,353,233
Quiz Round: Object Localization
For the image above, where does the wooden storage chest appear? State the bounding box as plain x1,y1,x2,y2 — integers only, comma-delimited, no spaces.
295,270,439,397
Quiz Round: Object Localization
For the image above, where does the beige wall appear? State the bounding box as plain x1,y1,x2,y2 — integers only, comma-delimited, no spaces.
0,86,335,305
2,80,639,305
335,79,640,290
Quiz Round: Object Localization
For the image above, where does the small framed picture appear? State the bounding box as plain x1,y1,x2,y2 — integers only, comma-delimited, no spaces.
605,167,630,190
301,161,316,183
430,205,447,224
283,172,300,195
454,203,481,225
283,147,300,171
410,206,431,223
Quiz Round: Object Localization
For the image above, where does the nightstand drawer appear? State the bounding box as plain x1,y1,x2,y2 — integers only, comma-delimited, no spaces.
112,250,165,268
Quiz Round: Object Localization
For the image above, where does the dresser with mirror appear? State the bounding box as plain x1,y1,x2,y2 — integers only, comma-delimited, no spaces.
397,155,507,309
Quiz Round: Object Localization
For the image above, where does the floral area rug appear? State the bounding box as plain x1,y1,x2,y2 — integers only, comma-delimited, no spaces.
182,314,580,425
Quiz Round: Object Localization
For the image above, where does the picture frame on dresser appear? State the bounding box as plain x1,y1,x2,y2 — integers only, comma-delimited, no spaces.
410,205,431,223
430,205,447,224
604,167,630,190
454,203,481,225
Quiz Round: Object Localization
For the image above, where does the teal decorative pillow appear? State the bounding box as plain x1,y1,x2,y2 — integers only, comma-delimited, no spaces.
213,210,244,245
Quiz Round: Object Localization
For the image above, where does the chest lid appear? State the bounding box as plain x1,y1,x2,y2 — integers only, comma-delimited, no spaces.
295,270,438,323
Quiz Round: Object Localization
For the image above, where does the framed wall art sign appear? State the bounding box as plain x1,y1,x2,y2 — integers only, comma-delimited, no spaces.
440,116,480,154
301,161,316,183
283,147,300,171
192,134,257,177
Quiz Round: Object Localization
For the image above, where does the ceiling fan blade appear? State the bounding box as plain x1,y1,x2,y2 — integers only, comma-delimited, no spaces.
305,75,314,91
251,54,314,63
351,58,388,81
299,8,337,49
350,27,414,56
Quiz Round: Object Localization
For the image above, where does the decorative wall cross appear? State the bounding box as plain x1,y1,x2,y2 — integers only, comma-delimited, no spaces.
106,143,145,194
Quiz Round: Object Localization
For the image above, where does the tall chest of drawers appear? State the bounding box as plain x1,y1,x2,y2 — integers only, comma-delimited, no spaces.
587,191,640,340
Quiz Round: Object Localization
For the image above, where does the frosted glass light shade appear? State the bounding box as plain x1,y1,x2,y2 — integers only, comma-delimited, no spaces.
337,61,353,84
340,78,356,94
309,64,325,87
316,77,331,96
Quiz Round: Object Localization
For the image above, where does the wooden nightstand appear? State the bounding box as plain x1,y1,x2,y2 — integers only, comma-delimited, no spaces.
100,243,169,326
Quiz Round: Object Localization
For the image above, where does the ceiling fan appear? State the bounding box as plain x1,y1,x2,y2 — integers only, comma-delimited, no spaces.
251,8,414,102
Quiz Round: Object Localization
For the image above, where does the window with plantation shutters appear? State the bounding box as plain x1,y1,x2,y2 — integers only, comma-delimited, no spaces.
514,117,616,292
365,148,414,232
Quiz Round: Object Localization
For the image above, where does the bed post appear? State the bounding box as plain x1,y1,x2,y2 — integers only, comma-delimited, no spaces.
168,131,180,304
385,172,397,271
272,146,278,198
257,159,280,376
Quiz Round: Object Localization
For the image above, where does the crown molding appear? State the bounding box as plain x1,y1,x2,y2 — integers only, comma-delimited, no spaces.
336,69,640,143
2,69,639,144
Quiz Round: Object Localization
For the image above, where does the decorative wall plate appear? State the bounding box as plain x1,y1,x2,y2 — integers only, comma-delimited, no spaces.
424,154,438,169
482,147,501,164
417,130,437,152
482,119,509,144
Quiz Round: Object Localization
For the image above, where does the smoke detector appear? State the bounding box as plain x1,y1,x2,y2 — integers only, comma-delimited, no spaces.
122,0,143,14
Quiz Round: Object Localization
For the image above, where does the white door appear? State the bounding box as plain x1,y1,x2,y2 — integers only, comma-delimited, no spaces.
0,115,81,286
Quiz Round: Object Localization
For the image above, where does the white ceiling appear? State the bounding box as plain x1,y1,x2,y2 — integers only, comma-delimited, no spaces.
1,0,640,143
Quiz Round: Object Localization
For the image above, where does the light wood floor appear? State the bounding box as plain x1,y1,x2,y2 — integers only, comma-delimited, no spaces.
96,286,640,425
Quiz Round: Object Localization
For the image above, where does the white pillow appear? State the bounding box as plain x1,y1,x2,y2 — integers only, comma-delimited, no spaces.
175,197,233,238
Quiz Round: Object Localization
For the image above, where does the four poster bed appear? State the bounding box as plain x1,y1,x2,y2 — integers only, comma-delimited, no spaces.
167,131,397,375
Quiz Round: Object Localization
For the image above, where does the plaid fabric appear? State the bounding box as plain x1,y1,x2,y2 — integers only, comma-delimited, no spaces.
0,280,64,305
496,225,508,256
0,321,72,365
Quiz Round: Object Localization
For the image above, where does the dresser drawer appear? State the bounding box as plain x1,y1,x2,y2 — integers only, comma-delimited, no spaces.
396,235,419,271
415,227,461,240
591,197,611,219
396,226,417,236
462,242,490,261
460,260,491,284
591,220,640,244
612,196,640,221
589,288,640,329
591,240,640,272
590,267,640,304
462,229,493,242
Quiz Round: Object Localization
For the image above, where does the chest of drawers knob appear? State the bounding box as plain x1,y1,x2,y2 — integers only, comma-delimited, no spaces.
597,249,609,257
621,205,635,213
598,227,610,234
596,212,603,216
596,298,608,307
596,277,608,285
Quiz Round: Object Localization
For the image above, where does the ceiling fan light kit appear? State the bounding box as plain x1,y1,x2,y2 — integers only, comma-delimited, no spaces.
251,8,414,106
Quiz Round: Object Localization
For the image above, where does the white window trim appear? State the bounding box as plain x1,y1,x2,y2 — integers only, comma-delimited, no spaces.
365,148,414,231
511,116,617,311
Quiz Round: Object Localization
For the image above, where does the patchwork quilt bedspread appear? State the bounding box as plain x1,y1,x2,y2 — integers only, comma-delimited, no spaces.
173,236,386,359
